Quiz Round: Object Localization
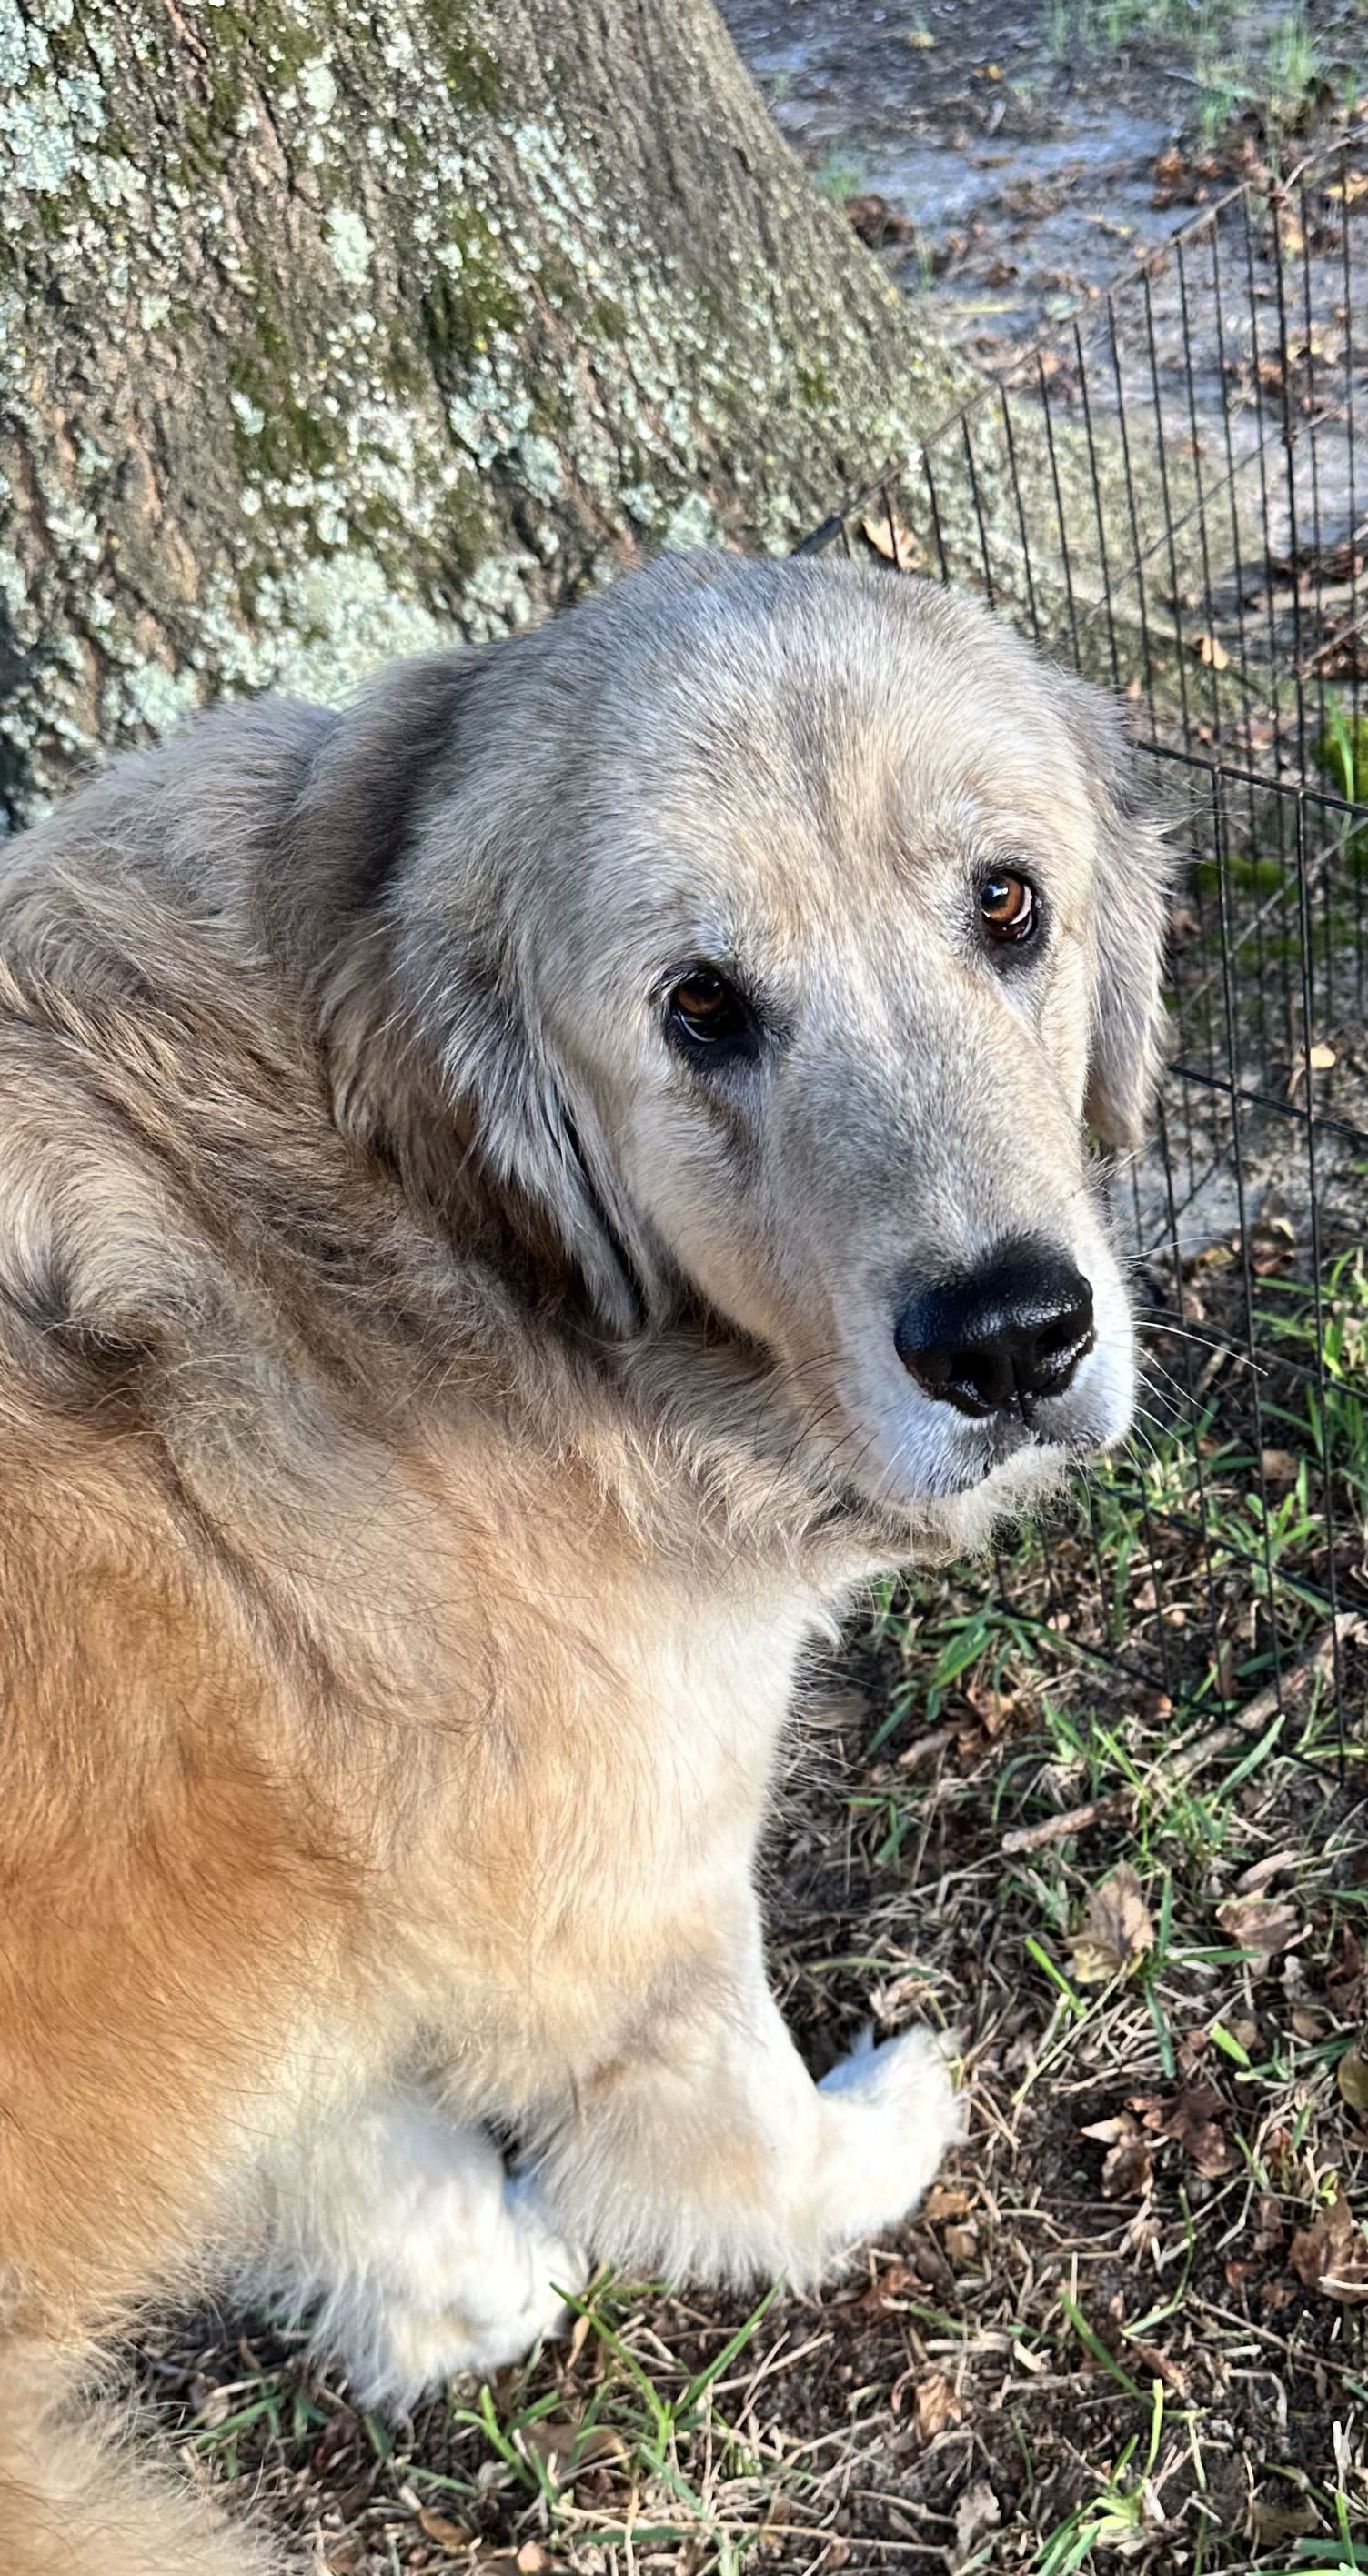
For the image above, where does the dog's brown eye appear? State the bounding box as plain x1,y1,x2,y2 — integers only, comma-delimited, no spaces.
669,968,755,1049
980,870,1038,945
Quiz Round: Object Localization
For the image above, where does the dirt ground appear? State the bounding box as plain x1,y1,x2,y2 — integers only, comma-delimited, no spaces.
721,0,1368,366
122,11,1368,2572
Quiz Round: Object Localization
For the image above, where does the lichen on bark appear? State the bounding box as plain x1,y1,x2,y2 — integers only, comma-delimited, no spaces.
0,0,971,820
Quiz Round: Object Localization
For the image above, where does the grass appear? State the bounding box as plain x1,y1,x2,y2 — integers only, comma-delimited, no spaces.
811,146,868,209
1043,0,1367,147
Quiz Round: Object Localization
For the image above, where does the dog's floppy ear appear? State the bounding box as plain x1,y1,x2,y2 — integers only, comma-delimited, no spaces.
297,651,652,1335
1060,675,1179,1152
436,933,652,1336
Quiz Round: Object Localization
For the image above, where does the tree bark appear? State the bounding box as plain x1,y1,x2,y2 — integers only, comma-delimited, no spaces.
0,0,970,820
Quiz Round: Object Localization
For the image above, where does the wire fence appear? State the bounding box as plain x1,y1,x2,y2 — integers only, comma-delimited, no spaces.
805,145,1368,1749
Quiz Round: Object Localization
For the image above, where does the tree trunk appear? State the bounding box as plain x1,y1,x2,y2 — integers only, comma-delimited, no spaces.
0,0,969,820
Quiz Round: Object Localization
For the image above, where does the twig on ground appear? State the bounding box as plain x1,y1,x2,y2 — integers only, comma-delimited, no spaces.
1001,1792,1135,1854
1166,1610,1366,1783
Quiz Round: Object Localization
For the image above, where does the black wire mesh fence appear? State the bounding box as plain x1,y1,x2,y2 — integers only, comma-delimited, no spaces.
807,147,1368,1750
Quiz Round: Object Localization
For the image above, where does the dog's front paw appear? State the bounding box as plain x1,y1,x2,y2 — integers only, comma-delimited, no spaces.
315,2180,585,2410
816,2024,964,2243
354,2221,580,2407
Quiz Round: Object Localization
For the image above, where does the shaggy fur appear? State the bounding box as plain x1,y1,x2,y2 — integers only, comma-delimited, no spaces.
0,555,1172,2572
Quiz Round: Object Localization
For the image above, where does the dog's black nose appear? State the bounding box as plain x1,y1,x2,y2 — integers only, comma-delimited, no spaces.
896,1241,1095,1418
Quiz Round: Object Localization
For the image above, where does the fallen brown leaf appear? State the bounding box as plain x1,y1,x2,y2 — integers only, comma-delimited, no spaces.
1288,2184,1368,2302
845,195,915,247
1071,1863,1154,1983
1081,2110,1155,2200
1125,2335,1189,2395
860,506,919,571
518,2417,626,2480
1216,1894,1300,1971
1122,2200,1162,2260
953,2480,1001,2568
914,2370,961,2439
924,2183,971,2222
1250,2501,1323,2544
1327,1924,1364,2021
855,2258,917,2315
1338,2047,1368,2113
415,2507,475,2553
1196,630,1232,669
1132,2080,1233,2178
1252,2194,1285,2254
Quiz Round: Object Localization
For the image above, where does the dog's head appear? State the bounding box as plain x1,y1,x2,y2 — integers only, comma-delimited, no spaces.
364,556,1172,1548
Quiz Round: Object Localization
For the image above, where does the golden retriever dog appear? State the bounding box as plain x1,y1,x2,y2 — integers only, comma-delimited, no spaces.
0,553,1171,2573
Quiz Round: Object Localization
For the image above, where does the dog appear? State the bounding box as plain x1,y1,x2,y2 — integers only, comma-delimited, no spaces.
0,552,1172,2573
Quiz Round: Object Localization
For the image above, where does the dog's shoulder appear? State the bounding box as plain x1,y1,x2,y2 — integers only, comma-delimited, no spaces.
0,697,402,1432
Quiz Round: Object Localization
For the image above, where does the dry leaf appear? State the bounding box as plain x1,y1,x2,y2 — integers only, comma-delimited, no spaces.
944,2223,979,2264
1327,1925,1365,2021
1252,2194,1284,2253
953,2480,1001,2567
1070,1863,1154,1983
517,2549,548,2575
1250,2501,1323,2544
860,506,918,572
1196,630,1232,669
1289,2185,1368,2302
1236,1845,1298,1893
855,2258,917,2315
1126,2336,1188,2395
1216,1894,1300,1970
914,2371,961,2438
415,2507,475,2554
1132,2080,1233,2177
1307,1040,1337,1069
517,2416,624,2481
924,2183,971,2222
1122,2200,1162,2260
1339,2048,1368,2113
845,194,915,247
1166,2081,1234,2178
1081,2110,1154,2200
1260,1447,1299,1484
